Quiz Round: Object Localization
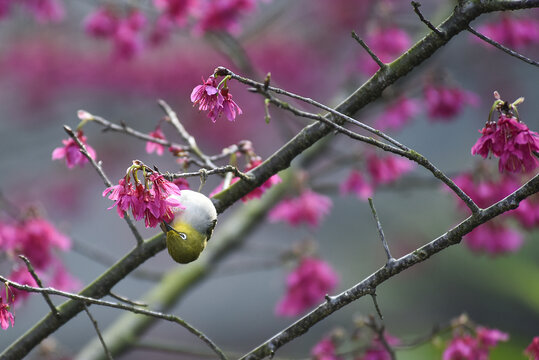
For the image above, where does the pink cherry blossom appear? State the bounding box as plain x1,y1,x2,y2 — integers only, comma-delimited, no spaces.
0,221,18,251
191,76,223,111
24,0,64,23
0,297,14,330
149,15,174,46
476,16,539,49
525,336,539,360
194,0,255,35
275,257,338,317
360,333,400,360
84,7,119,38
146,125,166,155
208,87,242,122
103,172,183,228
472,114,539,173
424,85,479,121
464,222,523,256
476,327,509,347
359,27,411,76
113,20,144,60
443,335,482,360
154,0,193,26
311,337,340,360
340,170,373,200
367,154,414,186
269,189,332,228
373,97,421,132
173,177,190,190
8,267,37,304
49,261,80,293
52,130,97,169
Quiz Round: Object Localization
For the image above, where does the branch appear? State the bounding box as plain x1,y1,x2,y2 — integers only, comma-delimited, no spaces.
83,304,114,360
467,25,539,67
0,275,227,360
367,199,394,264
239,172,539,360
18,255,59,318
351,31,387,69
411,1,444,37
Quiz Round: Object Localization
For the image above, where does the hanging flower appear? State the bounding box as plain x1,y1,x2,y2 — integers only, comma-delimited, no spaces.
52,130,96,169
146,125,167,156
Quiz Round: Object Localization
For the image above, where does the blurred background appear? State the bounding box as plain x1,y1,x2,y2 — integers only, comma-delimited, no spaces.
0,0,538,359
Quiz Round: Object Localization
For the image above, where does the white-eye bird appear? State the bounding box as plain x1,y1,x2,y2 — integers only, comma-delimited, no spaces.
160,190,217,264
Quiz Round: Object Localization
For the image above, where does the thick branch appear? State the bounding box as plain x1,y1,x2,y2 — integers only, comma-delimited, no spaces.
240,173,539,360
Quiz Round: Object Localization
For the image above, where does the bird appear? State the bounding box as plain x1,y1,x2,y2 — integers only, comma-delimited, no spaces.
160,190,217,264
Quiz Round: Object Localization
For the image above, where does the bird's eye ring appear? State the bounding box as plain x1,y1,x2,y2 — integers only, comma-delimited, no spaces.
179,232,187,240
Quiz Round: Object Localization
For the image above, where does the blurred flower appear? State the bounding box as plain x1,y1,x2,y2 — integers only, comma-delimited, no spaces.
373,97,420,132
49,261,80,293
464,222,523,256
8,267,37,304
0,221,17,252
16,218,71,270
525,336,539,360
275,257,338,317
0,0,11,20
149,15,174,46
24,0,64,23
360,333,400,360
173,178,190,190
472,114,539,173
367,154,414,186
146,125,166,155
476,327,509,347
194,0,255,35
359,27,411,76
269,189,332,228
208,87,242,122
340,170,373,200
476,16,539,49
424,85,479,121
154,0,193,26
0,296,14,330
52,130,96,169
113,20,144,60
443,327,508,360
311,337,340,360
84,7,119,38
191,76,223,111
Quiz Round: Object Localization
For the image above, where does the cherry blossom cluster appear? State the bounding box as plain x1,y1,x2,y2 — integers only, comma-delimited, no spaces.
471,93,539,173
0,210,78,316
146,125,167,156
449,172,539,255
191,74,242,123
443,325,509,360
269,190,332,228
103,161,183,228
275,257,339,317
83,1,259,59
526,336,539,360
0,0,64,23
476,15,539,49
0,285,15,330
340,153,415,201
311,326,400,360
52,130,97,169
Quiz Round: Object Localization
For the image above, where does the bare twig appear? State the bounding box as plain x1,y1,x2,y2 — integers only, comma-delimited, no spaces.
0,276,228,360
370,292,384,320
158,99,218,169
411,1,444,36
18,255,60,318
467,25,539,68
166,165,254,183
368,199,394,263
351,31,387,69
83,303,114,360
108,292,148,307
367,318,396,360
64,126,144,246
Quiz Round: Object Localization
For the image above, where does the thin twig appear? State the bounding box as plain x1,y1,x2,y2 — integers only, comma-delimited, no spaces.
214,67,410,152
369,291,384,320
368,319,396,360
0,276,228,360
368,199,394,263
64,126,144,246
108,292,148,307
83,303,114,360
411,1,444,36
351,31,387,69
166,165,254,183
467,25,539,68
158,99,218,169
18,255,60,318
